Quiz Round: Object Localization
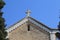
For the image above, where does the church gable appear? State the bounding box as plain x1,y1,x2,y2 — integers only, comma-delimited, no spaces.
7,9,51,33
8,19,50,40
6,10,60,40
6,9,53,40
7,17,51,33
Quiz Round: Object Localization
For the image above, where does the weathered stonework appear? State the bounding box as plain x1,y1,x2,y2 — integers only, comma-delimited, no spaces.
8,22,50,40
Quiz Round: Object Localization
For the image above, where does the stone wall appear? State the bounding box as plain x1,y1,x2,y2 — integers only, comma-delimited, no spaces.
8,22,50,40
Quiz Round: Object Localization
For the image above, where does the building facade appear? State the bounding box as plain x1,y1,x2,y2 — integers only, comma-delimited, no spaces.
6,10,60,40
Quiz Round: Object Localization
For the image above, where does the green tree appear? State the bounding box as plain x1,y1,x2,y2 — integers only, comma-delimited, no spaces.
58,22,60,31
0,0,8,40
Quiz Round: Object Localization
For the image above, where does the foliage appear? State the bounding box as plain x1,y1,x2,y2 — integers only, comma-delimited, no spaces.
58,22,60,31
0,0,8,40
0,0,5,9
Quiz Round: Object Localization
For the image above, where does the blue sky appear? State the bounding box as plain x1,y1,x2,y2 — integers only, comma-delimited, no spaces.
2,0,60,28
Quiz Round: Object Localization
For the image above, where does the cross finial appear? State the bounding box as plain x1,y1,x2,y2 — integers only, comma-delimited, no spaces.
26,9,31,17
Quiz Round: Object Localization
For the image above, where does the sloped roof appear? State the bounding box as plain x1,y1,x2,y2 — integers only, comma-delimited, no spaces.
6,17,58,33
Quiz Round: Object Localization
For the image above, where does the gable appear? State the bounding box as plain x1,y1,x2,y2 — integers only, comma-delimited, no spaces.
6,16,60,40
7,17,51,33
8,20,50,40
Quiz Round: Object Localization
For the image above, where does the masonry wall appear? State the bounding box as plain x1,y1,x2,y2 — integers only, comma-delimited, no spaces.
8,22,50,40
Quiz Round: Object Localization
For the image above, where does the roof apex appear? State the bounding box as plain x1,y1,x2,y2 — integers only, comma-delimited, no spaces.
6,16,58,33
